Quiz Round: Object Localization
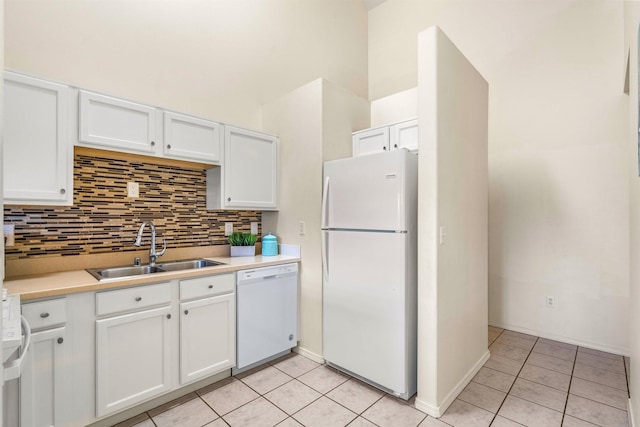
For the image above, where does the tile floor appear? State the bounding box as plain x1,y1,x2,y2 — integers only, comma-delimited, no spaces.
114,327,631,427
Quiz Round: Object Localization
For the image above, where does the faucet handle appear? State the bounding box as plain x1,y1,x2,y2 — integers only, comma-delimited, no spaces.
134,257,141,266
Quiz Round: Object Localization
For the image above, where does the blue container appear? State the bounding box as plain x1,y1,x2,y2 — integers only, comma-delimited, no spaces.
262,233,278,256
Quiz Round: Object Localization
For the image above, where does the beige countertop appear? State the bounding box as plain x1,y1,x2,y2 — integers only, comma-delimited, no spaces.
5,254,300,301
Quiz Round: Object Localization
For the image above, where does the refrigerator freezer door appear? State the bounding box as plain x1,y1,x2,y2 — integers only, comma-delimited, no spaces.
323,230,408,395
323,150,415,232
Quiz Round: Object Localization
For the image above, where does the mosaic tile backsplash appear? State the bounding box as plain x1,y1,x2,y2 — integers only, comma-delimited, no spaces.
4,152,261,260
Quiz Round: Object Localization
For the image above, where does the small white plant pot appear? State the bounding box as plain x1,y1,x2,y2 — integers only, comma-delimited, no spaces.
230,246,256,257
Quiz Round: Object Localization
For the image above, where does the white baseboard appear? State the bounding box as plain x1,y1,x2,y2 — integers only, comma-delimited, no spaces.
414,350,490,417
489,321,630,357
630,398,636,427
294,346,325,364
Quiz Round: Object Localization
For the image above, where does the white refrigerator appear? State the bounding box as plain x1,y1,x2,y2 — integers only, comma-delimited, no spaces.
321,149,418,400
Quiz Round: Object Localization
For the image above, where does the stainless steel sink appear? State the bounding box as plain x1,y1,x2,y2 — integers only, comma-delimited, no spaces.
156,259,224,271
87,258,225,281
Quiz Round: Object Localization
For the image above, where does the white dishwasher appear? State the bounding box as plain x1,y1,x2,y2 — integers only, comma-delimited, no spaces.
235,263,298,372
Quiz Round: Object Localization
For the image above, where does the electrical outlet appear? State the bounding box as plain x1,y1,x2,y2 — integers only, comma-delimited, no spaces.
545,296,556,308
299,221,306,235
4,224,15,247
127,182,139,198
251,222,258,235
225,223,233,236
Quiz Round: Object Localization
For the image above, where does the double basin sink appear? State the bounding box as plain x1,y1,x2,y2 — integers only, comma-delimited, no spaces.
87,259,224,281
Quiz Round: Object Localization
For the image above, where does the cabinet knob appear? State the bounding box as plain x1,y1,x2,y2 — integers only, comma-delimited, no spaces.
289,334,294,341
167,144,172,149
150,141,155,146
208,285,213,289
383,146,387,151
394,144,398,148
166,314,171,319
59,188,66,195
227,197,231,202
184,309,189,315
40,312,50,318
57,337,64,344
135,296,142,302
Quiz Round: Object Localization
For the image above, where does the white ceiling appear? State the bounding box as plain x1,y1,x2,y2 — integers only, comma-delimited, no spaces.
362,0,387,11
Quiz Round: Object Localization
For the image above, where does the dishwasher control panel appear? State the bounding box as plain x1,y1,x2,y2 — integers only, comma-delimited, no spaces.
236,263,298,282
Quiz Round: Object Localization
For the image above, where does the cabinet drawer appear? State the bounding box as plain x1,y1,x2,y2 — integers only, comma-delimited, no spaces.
179,273,234,301
22,298,67,330
96,282,171,316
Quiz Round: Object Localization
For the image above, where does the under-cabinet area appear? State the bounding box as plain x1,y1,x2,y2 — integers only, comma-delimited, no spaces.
4,260,299,427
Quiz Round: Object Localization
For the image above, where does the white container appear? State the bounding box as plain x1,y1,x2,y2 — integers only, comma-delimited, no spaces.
230,246,256,257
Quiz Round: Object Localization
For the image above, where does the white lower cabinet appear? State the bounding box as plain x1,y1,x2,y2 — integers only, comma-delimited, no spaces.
95,305,172,417
20,327,70,427
179,293,235,384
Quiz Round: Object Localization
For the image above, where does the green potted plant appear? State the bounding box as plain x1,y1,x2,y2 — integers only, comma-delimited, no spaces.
228,232,258,257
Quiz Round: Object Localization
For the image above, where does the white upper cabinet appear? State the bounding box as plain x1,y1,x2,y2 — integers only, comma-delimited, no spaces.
4,72,73,206
163,111,222,164
353,119,418,157
213,126,278,210
79,90,159,155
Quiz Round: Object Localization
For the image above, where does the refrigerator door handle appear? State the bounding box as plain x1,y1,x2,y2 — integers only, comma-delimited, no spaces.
321,230,329,279
321,176,329,229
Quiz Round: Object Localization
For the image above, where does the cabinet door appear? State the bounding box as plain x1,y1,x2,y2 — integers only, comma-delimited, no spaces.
352,126,389,157
164,111,221,164
179,293,235,384
4,72,72,206
95,306,171,417
20,327,69,427
224,126,278,210
390,119,418,152
79,90,158,155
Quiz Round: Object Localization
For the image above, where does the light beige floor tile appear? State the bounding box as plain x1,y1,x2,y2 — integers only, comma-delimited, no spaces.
509,378,567,412
298,365,350,394
348,416,378,427
148,392,200,417
575,352,626,375
562,415,598,426
326,378,384,414
263,379,321,415
418,416,451,426
518,363,571,391
526,351,574,375
272,354,320,378
484,355,524,376
501,330,537,342
292,396,357,427
497,395,562,426
234,361,273,379
569,377,629,410
276,417,304,426
489,342,530,363
361,396,426,427
205,419,230,427
152,395,218,427
199,377,260,415
223,396,288,427
495,334,536,351
197,376,236,396
457,381,507,413
578,347,624,361
572,364,628,391
473,367,516,393
439,399,494,427
241,365,294,394
488,326,504,335
533,341,577,362
112,413,152,427
565,394,629,427
490,416,523,427
538,338,577,351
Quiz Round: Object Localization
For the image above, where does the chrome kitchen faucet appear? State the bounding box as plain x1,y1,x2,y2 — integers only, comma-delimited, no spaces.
133,221,167,266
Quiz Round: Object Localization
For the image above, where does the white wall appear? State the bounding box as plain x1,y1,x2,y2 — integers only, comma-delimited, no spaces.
370,87,417,127
624,2,640,423
262,79,369,359
416,26,488,416
371,0,630,353
5,0,368,130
